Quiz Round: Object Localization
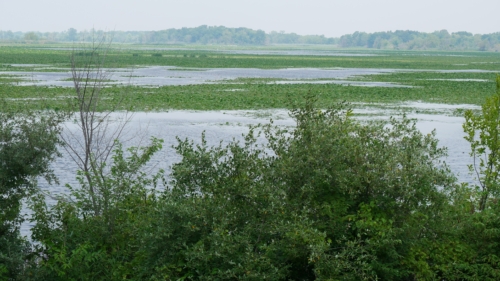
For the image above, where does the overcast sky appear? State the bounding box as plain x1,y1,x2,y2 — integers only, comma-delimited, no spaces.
1,0,499,37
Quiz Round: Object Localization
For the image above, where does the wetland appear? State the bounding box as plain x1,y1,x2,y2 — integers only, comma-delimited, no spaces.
1,44,498,184
2,44,496,236
3,41,500,280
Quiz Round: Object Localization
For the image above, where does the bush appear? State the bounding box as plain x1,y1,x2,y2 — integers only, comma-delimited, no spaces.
28,138,164,280
0,108,63,279
75,51,99,56
145,95,455,280
25,95,468,280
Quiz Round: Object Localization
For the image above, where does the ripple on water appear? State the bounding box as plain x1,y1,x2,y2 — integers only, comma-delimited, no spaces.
2,66,400,87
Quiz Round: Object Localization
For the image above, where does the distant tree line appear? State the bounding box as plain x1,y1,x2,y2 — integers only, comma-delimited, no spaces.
1,26,499,51
339,30,500,51
139,25,266,45
0,26,268,45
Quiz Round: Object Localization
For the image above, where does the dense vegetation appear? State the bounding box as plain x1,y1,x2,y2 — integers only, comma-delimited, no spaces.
2,42,500,279
0,78,499,279
127,26,267,45
1,45,500,114
339,30,500,51
2,44,500,70
0,74,497,112
1,70,499,112
2,26,500,51
0,105,64,279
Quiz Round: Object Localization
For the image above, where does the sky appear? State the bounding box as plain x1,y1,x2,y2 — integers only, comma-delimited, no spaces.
1,0,499,37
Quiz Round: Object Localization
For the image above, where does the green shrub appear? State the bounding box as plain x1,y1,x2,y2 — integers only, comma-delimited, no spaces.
146,95,455,280
29,93,500,279
75,51,99,56
28,138,164,280
0,107,63,279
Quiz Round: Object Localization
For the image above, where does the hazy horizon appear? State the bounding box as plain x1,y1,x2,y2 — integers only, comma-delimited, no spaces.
2,26,499,38
1,0,499,37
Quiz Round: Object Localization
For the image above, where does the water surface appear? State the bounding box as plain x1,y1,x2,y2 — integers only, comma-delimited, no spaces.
1,66,400,87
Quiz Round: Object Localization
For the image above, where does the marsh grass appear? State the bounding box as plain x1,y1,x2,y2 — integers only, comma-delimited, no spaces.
0,74,26,83
0,76,494,113
59,77,117,82
1,45,500,69
1,44,499,113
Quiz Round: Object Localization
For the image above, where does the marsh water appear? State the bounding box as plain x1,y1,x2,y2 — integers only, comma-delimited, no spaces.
3,65,495,88
1,66,404,87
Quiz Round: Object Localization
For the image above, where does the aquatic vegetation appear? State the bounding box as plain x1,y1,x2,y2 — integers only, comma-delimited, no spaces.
0,74,496,112
1,45,500,70
0,44,497,114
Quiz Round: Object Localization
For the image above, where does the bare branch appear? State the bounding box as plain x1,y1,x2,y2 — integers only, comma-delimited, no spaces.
59,31,134,216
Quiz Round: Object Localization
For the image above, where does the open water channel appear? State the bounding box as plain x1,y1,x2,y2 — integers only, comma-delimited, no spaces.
2,65,406,87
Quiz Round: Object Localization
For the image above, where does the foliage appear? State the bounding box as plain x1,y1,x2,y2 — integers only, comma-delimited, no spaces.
267,31,335,44
0,72,497,113
437,75,500,280
265,97,455,279
28,138,164,280
1,45,500,70
0,105,63,279
2,27,500,51
339,30,500,51
19,94,459,280
463,75,500,211
147,25,267,45
141,95,454,280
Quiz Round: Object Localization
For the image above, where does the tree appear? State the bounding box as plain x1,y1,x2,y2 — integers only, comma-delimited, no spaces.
67,28,77,41
263,98,454,280
27,33,163,280
425,75,500,280
463,75,500,211
59,32,132,217
145,95,455,280
28,138,164,280
23,32,38,42
0,105,63,279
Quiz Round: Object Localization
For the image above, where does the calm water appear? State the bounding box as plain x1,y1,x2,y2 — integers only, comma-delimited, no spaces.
3,65,493,88
1,66,402,87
